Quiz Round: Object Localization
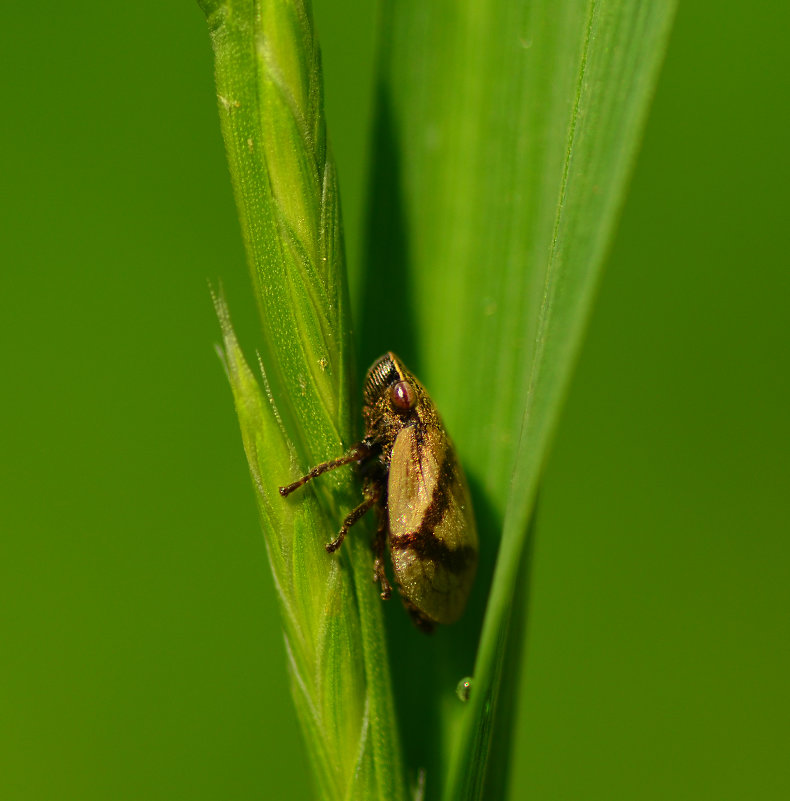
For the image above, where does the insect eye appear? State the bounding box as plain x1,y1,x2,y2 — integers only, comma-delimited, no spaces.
390,380,417,411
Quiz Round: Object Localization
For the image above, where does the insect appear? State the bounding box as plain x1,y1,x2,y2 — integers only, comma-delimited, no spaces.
279,352,478,632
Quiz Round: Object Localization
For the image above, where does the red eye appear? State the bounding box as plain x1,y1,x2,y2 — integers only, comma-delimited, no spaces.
390,380,416,410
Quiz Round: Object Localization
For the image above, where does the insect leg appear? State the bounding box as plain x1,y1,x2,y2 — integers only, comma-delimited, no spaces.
372,507,392,600
402,597,436,634
279,442,370,497
326,484,380,554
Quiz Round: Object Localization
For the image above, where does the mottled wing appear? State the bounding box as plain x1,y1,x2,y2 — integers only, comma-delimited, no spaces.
387,423,478,624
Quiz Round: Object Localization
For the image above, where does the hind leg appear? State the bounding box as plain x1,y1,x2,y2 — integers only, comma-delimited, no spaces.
372,506,392,600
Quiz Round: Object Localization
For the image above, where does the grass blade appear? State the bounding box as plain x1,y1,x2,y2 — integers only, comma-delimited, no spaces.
362,1,677,798
199,1,406,798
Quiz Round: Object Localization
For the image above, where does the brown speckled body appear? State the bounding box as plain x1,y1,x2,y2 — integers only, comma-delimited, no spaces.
280,352,478,631
360,353,477,629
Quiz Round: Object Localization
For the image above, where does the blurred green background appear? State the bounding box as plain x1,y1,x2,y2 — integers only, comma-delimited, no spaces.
1,2,787,800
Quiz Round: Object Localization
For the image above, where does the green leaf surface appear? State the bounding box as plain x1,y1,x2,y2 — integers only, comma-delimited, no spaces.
362,1,677,799
201,0,675,797
200,2,406,800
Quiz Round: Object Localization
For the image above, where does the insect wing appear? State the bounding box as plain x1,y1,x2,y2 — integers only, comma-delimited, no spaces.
387,424,478,624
